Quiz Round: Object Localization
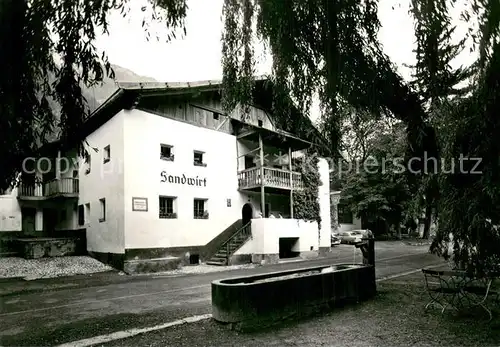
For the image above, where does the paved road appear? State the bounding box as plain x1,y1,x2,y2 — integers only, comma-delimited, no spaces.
0,242,441,346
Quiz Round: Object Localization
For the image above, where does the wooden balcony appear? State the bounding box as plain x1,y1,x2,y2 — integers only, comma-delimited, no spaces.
17,178,79,200
238,167,303,191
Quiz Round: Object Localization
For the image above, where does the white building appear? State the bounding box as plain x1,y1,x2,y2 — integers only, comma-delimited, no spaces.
0,78,332,273
330,191,362,233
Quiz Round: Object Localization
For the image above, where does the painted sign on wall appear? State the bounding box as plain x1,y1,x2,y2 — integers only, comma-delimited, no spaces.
160,171,207,187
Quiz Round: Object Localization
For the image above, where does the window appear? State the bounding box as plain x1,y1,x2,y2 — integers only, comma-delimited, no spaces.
194,199,208,219
193,151,206,167
159,196,177,219
258,119,263,127
78,205,85,226
213,112,219,120
160,144,174,161
85,153,91,174
103,145,110,163
338,204,353,224
99,198,106,222
85,203,90,223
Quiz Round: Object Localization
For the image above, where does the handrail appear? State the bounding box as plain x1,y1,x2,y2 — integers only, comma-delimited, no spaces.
221,221,252,264
238,166,301,175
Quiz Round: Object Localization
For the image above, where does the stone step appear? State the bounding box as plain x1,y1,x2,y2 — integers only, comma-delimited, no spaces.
207,260,226,266
211,256,227,262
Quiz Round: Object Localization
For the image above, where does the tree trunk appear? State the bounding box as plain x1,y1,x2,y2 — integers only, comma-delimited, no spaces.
422,203,432,239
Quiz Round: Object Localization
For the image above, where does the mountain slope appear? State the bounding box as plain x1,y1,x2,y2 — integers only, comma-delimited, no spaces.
41,64,157,142
85,64,158,111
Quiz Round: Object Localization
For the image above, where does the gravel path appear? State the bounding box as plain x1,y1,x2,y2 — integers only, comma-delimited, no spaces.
0,256,114,280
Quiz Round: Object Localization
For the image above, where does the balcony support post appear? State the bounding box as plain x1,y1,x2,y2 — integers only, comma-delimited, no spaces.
289,147,294,218
236,139,239,172
259,133,265,217
55,150,61,180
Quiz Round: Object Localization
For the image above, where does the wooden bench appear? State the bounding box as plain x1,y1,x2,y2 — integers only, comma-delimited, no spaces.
422,268,499,321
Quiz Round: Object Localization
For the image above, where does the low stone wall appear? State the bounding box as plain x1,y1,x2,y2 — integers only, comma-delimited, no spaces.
123,257,182,274
18,237,86,259
211,263,376,330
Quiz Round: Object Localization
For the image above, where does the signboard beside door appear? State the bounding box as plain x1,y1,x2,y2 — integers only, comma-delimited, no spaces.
132,197,148,212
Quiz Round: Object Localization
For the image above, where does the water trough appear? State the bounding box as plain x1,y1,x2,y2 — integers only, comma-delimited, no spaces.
211,238,376,330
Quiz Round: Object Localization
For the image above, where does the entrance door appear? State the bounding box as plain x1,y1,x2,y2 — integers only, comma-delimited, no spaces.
242,203,253,225
43,208,58,234
22,208,36,235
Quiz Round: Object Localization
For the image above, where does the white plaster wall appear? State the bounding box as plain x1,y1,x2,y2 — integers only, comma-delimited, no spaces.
78,111,126,254
0,189,22,232
123,109,249,249
237,218,318,254
317,158,331,248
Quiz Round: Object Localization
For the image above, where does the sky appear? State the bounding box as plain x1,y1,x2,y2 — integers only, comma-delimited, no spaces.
95,0,476,121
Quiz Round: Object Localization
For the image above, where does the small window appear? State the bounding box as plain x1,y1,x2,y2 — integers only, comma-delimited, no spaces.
213,112,219,120
103,145,110,163
85,203,90,223
159,196,177,219
160,144,174,161
99,198,106,222
193,151,206,167
258,119,263,127
85,153,91,174
194,198,208,219
78,205,85,226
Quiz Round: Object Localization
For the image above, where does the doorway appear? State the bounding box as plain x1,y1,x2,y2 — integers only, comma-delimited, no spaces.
43,208,58,234
21,208,36,235
242,203,253,225
279,237,299,259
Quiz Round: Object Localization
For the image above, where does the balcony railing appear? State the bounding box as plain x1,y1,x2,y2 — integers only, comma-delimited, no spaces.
18,183,44,198
238,167,303,190
17,178,79,199
45,178,79,197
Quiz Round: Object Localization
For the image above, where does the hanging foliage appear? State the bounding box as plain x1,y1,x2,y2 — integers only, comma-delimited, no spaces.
292,153,321,228
0,0,188,191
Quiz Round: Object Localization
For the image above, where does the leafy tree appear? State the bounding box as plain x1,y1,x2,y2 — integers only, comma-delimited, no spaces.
220,0,429,157
340,120,412,237
0,0,188,191
222,0,500,274
406,0,472,239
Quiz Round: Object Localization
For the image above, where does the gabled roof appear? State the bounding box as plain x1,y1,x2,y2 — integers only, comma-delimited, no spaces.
81,77,331,154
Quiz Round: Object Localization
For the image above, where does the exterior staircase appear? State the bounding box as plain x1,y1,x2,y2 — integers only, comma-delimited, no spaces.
206,222,252,266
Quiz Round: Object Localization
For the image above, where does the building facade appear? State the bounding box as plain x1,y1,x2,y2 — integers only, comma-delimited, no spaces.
0,78,332,272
